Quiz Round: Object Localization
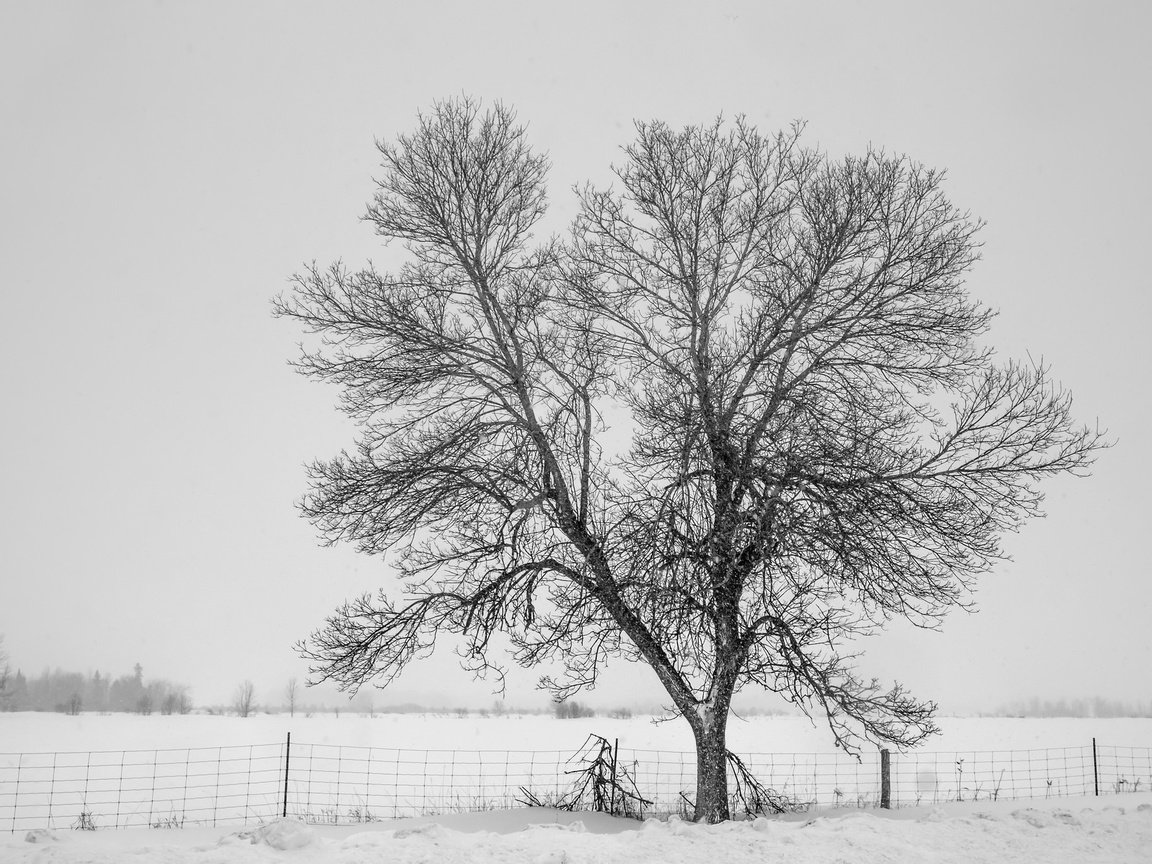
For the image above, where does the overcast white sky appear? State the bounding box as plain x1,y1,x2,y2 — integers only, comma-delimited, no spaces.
1,1,1149,714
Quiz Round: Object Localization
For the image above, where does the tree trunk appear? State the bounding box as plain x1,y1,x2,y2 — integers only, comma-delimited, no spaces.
691,708,730,823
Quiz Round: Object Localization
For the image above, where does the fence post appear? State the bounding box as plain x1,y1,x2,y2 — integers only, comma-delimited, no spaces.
47,752,56,829
880,749,891,809
283,732,291,818
1092,737,1098,797
610,738,619,816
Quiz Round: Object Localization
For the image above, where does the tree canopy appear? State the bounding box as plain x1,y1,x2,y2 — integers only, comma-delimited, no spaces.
275,98,1104,821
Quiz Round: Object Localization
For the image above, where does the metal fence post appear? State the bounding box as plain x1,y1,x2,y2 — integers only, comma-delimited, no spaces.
47,752,56,829
1092,737,1098,797
610,738,619,816
11,753,22,834
880,748,891,809
283,732,291,818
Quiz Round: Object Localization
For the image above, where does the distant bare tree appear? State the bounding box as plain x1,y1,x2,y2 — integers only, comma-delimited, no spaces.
285,677,299,717
161,687,192,716
277,98,1106,821
233,681,255,718
554,699,594,720
0,636,10,707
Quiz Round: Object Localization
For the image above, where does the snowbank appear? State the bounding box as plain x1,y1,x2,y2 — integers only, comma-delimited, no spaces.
3,794,1150,863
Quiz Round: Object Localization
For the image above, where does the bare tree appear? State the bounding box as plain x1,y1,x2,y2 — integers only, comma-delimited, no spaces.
233,680,255,718
158,685,192,715
0,635,9,704
275,98,1105,821
285,677,298,717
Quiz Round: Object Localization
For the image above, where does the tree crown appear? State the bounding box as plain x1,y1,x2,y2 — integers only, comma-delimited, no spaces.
275,98,1104,753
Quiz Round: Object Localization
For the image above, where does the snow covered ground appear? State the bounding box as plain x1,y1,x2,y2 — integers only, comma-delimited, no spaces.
4,710,1150,754
4,793,1152,863
2,712,1150,850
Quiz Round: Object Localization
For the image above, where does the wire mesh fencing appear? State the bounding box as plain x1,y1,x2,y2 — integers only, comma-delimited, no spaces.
624,747,879,812
2,736,1149,832
1095,742,1152,795
887,745,1095,805
284,743,574,822
0,742,285,832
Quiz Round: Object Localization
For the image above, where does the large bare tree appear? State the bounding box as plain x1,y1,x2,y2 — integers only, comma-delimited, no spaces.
275,98,1104,821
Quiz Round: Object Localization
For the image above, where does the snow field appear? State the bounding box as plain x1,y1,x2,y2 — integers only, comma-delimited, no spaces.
6,711,1152,753
2,712,1150,834
4,795,1152,863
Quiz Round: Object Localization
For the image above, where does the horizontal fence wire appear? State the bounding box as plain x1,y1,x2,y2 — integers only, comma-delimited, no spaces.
1095,743,1152,795
623,748,877,812
888,746,1095,806
0,743,285,833
1,738,1149,832
286,744,574,822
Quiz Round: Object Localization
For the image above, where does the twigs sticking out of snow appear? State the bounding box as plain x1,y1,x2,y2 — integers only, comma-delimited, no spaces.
519,734,653,819
521,735,810,821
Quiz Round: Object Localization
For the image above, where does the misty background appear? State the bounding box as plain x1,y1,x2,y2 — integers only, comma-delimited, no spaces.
1,1,1148,715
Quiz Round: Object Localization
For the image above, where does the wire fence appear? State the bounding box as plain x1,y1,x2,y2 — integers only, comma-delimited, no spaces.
1,736,1149,832
0,742,285,832
285,743,574,822
622,742,1151,811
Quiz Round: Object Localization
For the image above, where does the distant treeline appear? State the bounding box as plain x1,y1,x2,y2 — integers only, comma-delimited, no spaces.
996,697,1151,718
0,663,192,715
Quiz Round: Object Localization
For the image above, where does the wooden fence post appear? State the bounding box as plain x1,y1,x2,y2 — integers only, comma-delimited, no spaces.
880,748,891,809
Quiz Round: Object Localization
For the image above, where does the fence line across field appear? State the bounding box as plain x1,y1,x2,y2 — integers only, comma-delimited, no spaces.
1,736,1149,832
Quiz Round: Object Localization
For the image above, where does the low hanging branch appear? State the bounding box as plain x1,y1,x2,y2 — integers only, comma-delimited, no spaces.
726,751,810,816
